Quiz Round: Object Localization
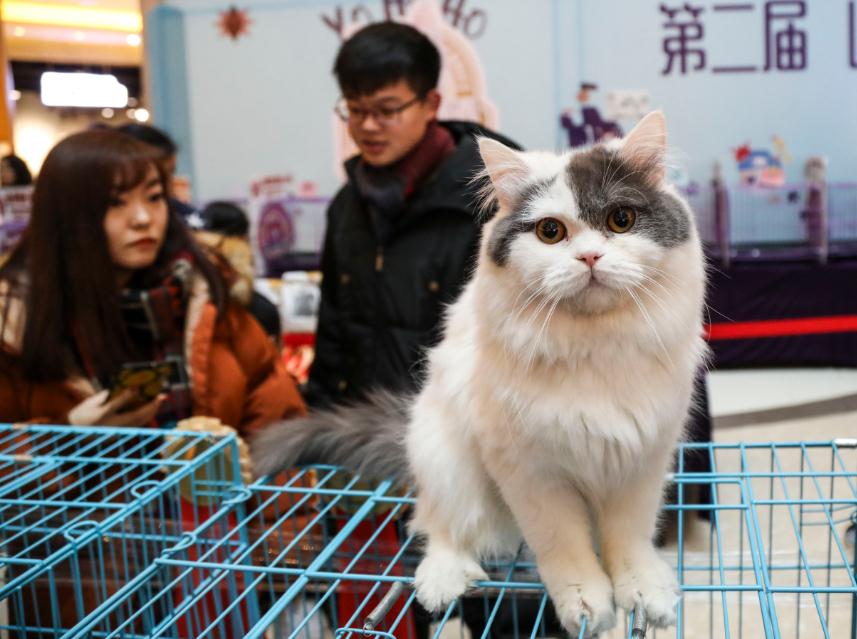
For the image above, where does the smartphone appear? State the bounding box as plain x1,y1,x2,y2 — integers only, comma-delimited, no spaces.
107,361,173,410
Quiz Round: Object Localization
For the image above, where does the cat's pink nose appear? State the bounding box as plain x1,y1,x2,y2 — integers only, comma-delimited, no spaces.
577,253,603,268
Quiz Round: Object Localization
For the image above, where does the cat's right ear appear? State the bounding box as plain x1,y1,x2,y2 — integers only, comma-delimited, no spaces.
477,138,531,211
619,110,667,186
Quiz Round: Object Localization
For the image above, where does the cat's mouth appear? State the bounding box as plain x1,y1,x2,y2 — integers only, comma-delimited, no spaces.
584,271,608,289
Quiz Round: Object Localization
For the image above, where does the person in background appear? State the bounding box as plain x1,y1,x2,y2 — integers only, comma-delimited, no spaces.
118,123,197,220
306,21,519,408
300,21,522,639
0,154,33,187
0,130,304,435
196,200,282,345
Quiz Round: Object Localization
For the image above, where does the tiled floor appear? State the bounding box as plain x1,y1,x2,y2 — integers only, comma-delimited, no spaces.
707,368,857,419
664,370,857,639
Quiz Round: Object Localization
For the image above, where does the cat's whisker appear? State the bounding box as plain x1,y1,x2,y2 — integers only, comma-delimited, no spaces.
635,272,678,306
703,303,735,323
523,292,562,374
637,283,681,325
640,264,684,289
607,171,650,203
510,281,551,327
704,260,730,279
641,264,730,326
509,286,557,356
625,285,673,366
600,147,616,193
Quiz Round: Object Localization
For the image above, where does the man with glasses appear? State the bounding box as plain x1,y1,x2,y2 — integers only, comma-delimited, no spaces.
306,21,518,408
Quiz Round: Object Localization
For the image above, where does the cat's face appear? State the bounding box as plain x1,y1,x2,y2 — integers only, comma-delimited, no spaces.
480,112,695,315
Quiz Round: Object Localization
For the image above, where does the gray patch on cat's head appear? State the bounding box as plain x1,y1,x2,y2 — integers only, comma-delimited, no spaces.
488,177,556,266
566,147,690,247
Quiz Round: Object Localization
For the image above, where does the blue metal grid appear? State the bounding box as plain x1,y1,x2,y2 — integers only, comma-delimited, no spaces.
0,423,243,636
2,428,856,639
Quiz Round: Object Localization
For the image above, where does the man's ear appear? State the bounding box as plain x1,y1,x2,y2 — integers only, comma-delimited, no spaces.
425,89,441,118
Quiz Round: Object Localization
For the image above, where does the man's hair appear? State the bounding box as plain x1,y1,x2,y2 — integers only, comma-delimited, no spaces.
117,123,178,157
334,22,441,98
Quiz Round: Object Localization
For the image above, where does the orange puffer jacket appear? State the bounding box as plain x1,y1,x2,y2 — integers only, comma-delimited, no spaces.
0,272,306,435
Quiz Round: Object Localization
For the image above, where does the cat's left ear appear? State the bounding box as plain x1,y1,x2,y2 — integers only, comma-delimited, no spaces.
478,137,531,211
619,110,667,186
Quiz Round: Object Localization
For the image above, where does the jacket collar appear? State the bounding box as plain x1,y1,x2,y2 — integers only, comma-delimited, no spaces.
343,121,522,232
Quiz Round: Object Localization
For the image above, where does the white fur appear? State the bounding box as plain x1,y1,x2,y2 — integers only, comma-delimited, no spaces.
405,112,706,638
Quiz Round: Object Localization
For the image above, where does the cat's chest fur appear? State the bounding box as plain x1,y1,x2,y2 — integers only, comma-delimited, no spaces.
431,280,702,492
481,336,690,485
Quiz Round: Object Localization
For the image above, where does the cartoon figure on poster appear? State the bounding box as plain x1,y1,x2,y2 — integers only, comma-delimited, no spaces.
247,174,327,276
256,201,296,276
560,82,623,148
733,137,788,188
332,0,499,176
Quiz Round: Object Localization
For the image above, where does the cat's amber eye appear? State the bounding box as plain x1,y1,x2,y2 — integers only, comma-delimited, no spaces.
535,218,567,244
607,208,637,233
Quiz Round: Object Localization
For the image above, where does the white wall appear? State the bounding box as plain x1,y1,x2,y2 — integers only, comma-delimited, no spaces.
149,0,563,202
149,0,857,204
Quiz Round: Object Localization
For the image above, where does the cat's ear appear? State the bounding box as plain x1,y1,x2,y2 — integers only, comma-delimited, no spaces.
619,110,667,185
478,138,531,210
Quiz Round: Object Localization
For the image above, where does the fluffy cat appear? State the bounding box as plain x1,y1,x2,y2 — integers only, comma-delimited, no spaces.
252,111,707,638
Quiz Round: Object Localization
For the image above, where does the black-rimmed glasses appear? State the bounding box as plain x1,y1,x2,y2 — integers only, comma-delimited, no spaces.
334,95,423,126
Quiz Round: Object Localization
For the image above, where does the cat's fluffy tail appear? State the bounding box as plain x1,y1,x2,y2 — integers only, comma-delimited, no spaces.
249,389,412,484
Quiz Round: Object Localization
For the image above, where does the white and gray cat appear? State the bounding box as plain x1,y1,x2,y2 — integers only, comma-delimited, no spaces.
252,111,707,638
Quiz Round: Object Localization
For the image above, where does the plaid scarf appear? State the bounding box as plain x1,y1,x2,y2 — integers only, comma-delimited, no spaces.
118,252,194,426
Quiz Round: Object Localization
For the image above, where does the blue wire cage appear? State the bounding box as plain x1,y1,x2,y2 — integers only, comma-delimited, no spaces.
2,425,855,639
0,423,244,636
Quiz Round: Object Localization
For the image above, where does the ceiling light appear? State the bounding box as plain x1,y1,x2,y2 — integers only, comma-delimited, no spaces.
1,2,142,33
126,33,141,47
41,72,128,108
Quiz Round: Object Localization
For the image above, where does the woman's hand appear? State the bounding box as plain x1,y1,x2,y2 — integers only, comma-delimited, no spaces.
68,389,165,427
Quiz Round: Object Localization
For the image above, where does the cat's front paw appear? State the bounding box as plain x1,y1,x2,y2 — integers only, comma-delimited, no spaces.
611,554,680,628
414,551,488,612
553,574,616,639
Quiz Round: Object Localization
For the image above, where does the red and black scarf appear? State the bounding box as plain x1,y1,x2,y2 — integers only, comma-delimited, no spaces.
118,252,194,426
351,120,455,243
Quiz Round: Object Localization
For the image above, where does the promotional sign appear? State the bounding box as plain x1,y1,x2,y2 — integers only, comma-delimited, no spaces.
247,175,327,276
0,185,33,254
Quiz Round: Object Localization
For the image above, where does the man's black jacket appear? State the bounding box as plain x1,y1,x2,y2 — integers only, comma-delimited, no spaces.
305,120,520,407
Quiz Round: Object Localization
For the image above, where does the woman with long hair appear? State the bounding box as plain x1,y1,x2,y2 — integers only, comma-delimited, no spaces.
0,154,32,187
0,130,304,433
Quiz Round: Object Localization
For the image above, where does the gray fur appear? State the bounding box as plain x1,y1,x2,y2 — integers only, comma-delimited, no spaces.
488,178,555,266
567,147,690,247
250,389,413,484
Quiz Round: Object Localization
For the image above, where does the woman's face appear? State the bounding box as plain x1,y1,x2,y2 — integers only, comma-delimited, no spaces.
0,159,15,186
103,166,169,273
